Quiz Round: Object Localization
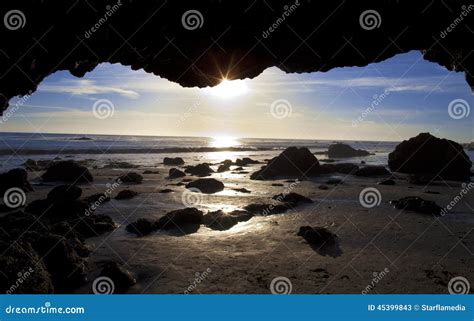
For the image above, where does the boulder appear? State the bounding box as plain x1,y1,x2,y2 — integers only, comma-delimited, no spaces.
388,133,472,180
25,199,90,220
126,218,158,236
251,147,320,180
117,172,143,184
217,160,232,172
168,168,186,179
185,178,224,194
0,168,33,195
163,157,184,166
99,262,136,293
378,179,396,185
235,157,260,166
354,165,390,177
156,208,203,230
115,190,138,200
390,196,442,215
243,203,289,215
47,185,82,201
272,192,313,206
297,226,338,246
327,143,370,158
185,163,214,177
203,210,253,230
41,161,93,183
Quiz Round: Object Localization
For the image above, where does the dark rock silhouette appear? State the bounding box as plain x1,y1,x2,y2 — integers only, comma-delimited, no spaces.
354,165,390,177
378,179,396,185
217,160,233,172
42,161,93,183
156,208,204,232
117,172,143,184
99,262,136,293
388,133,472,180
185,178,224,194
251,147,320,180
185,163,214,177
115,190,138,200
272,192,313,206
0,168,33,195
126,218,158,236
163,157,185,166
47,184,82,201
243,203,289,215
327,143,370,158
297,226,342,257
390,196,442,215
203,210,253,230
168,168,186,179
235,158,260,166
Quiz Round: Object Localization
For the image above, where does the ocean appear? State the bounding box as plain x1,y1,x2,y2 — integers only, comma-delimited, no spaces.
0,132,472,171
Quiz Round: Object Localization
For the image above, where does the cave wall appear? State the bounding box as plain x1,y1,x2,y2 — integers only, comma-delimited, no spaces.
0,0,473,113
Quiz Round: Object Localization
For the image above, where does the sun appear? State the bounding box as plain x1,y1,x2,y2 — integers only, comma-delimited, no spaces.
208,78,249,99
210,136,240,148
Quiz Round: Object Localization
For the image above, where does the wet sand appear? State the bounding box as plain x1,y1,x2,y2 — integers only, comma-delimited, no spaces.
22,153,474,294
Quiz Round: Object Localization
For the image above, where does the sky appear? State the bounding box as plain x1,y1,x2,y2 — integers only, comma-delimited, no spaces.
1,51,473,143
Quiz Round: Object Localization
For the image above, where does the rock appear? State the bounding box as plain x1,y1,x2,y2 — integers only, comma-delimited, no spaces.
0,240,54,294
354,165,390,177
390,196,442,215
156,208,203,230
115,190,138,200
326,177,343,185
117,172,143,184
83,193,110,205
47,185,82,201
235,157,260,166
26,199,90,220
234,166,244,171
203,210,253,230
231,187,251,193
159,189,174,193
243,203,289,215
73,214,116,238
327,143,370,158
41,161,93,183
168,168,186,179
0,168,33,195
163,157,184,166
251,147,320,180
126,218,158,236
217,160,233,172
378,179,395,185
297,226,338,246
272,192,313,206
319,184,329,190
388,133,472,180
272,183,284,186
99,262,136,293
143,170,159,174
185,163,214,177
185,178,224,194
23,159,55,171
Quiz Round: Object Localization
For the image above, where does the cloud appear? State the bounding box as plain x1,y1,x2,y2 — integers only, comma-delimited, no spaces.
38,79,140,99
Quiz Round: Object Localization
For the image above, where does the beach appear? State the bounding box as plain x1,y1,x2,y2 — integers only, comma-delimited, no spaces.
2,133,472,294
